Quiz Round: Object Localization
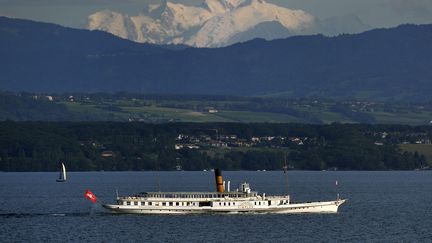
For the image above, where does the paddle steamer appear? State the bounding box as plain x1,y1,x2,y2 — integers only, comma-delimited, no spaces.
103,169,346,214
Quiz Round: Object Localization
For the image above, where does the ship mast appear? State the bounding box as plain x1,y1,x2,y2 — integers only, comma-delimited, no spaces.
283,152,289,196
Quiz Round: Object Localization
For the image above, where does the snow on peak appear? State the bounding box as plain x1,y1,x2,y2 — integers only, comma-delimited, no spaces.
204,0,228,13
88,10,136,40
162,2,213,31
148,3,163,12
188,0,314,47
87,0,315,47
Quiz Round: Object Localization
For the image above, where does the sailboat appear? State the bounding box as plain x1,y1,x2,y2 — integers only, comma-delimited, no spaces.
56,162,67,182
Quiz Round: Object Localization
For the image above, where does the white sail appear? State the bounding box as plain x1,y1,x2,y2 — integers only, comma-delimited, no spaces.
56,162,67,182
62,163,67,181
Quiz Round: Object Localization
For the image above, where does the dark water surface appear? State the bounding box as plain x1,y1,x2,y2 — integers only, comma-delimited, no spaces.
0,171,431,242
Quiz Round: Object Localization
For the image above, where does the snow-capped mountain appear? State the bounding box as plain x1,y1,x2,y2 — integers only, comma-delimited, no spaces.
87,0,373,47
87,0,314,47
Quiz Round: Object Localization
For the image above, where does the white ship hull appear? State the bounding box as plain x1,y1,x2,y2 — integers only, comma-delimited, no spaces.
103,199,346,215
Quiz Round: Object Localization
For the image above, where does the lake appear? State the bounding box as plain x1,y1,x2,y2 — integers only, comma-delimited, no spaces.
0,171,431,242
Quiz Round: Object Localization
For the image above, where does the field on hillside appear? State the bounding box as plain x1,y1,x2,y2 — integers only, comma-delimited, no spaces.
400,144,432,166
61,96,432,125
2,92,432,124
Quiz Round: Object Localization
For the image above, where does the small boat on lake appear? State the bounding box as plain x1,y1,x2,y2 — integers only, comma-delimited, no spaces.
56,162,67,182
102,169,346,214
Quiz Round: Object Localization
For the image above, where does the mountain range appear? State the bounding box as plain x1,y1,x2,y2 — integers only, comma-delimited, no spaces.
1,16,432,102
87,0,370,47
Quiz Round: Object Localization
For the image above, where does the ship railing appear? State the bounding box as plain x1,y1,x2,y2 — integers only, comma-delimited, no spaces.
131,192,253,199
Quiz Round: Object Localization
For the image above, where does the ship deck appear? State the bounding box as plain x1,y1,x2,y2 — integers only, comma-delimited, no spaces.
127,191,259,199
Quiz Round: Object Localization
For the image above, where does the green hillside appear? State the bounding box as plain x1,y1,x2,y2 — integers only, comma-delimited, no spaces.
1,92,432,125
400,144,432,166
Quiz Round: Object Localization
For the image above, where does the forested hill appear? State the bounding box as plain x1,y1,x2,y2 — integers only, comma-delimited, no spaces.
0,122,429,172
1,17,432,101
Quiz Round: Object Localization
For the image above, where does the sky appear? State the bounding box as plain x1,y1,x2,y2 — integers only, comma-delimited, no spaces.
1,0,432,29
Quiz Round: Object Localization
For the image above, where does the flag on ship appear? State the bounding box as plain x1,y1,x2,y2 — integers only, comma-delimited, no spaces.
85,189,97,203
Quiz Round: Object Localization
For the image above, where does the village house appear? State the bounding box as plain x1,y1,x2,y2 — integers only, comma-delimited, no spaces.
101,151,114,157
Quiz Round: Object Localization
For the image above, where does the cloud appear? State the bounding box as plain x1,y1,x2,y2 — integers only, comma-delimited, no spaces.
0,0,197,7
358,0,432,27
387,0,431,18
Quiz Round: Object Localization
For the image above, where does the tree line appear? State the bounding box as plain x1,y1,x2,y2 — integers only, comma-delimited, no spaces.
0,122,429,171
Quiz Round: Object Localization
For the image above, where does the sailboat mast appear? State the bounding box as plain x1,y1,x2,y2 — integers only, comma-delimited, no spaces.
283,153,289,196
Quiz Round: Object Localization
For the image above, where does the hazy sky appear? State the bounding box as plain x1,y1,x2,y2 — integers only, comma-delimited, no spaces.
1,0,432,28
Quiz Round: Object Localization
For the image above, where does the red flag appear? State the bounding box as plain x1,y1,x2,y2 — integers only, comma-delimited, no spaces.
85,189,97,203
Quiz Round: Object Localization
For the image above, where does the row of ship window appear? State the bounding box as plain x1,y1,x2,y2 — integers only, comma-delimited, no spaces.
214,201,280,206
122,200,287,206
124,201,198,206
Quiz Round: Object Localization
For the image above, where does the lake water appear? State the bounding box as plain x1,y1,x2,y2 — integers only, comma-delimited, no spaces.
0,171,431,242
